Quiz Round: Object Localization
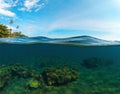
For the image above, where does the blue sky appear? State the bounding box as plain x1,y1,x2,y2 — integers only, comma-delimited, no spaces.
0,0,120,40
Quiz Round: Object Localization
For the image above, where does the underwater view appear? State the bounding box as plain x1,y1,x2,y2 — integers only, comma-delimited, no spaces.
0,36,120,94
0,0,120,94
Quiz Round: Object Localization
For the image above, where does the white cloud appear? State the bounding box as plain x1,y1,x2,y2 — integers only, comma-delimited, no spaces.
18,7,26,11
43,18,120,40
25,0,39,11
19,0,46,12
0,0,47,17
4,0,19,7
0,8,15,17
34,3,45,12
0,0,16,17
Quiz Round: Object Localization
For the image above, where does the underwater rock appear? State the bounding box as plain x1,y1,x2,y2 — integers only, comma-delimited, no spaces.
82,57,100,69
42,66,78,86
0,65,12,89
81,57,113,69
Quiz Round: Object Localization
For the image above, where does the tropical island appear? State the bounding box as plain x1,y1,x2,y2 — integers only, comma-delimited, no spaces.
0,20,27,38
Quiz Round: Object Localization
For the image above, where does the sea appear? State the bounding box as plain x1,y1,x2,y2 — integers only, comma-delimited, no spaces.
0,36,120,94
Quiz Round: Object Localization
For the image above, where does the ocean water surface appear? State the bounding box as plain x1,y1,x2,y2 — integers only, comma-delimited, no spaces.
0,36,120,94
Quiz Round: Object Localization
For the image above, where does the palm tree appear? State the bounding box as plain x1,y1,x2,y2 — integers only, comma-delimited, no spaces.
16,25,19,29
9,20,13,25
9,20,14,31
9,20,14,37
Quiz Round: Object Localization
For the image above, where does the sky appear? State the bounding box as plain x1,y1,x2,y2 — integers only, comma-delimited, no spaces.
0,0,120,40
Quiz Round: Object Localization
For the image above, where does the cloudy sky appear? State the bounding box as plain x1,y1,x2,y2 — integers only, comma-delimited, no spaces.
0,0,120,40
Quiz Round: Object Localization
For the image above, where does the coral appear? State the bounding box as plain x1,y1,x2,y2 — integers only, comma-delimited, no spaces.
30,70,41,79
9,63,42,79
0,63,79,93
0,65,12,89
27,78,40,89
42,66,79,86
9,63,31,78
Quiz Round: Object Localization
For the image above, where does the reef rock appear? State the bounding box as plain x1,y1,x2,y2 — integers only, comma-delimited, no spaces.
81,57,113,69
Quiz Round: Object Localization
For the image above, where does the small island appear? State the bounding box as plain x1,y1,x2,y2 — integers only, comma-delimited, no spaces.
0,22,27,38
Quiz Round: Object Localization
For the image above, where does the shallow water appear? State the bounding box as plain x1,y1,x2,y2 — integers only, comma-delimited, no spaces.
0,43,120,94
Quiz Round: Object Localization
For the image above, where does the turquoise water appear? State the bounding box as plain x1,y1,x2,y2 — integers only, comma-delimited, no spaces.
0,36,120,94
0,43,120,94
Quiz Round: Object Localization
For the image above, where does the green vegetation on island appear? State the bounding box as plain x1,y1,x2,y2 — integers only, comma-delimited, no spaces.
0,20,27,38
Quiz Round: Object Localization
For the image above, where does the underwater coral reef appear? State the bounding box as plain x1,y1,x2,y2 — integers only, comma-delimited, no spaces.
0,63,79,94
0,57,119,94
